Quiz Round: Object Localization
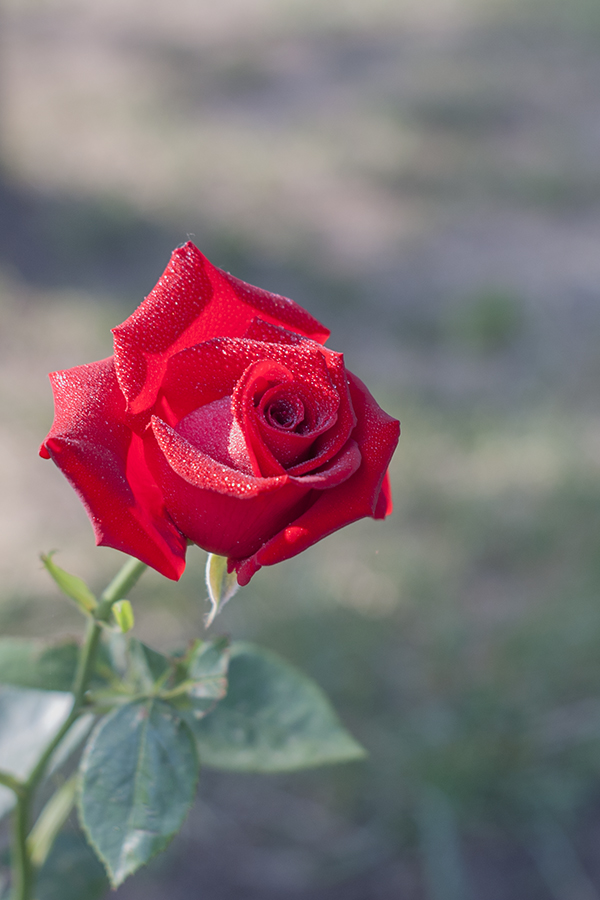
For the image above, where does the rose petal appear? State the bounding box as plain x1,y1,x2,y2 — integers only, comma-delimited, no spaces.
231,358,338,477
161,337,338,421
148,417,314,559
284,350,356,477
161,337,353,476
40,360,187,579
113,242,329,414
175,396,254,475
243,318,307,345
288,440,361,490
232,373,400,585
374,470,393,519
157,338,257,426
221,269,330,345
257,382,336,465
231,360,289,478
151,416,287,498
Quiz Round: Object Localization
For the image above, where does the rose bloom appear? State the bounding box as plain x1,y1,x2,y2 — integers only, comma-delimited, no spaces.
40,243,400,585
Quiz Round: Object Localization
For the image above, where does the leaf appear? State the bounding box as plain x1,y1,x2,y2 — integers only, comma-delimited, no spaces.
129,640,171,688
173,638,230,719
79,699,199,887
186,637,230,684
0,639,78,692
105,633,171,694
205,553,239,627
36,831,109,900
0,639,113,705
112,599,134,633
41,553,97,614
0,687,73,819
190,643,366,772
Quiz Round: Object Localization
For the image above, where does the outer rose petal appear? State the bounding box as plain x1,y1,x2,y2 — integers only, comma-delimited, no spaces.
243,318,306,345
112,242,330,414
232,373,400,585
39,359,187,579
374,470,393,519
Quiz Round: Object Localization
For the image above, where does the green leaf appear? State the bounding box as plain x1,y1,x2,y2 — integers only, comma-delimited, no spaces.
190,643,366,772
112,599,134,633
79,698,199,887
0,639,114,705
41,553,97,614
0,687,73,819
104,634,171,695
36,831,109,900
129,640,170,688
186,636,230,684
205,553,239,627
171,638,230,719
0,639,78,692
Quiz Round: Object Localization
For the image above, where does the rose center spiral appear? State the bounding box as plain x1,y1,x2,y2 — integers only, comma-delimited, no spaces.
265,397,305,431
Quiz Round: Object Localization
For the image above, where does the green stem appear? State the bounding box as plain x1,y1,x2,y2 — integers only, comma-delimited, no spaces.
71,619,102,704
0,770,24,797
10,556,148,900
96,556,147,620
12,794,33,900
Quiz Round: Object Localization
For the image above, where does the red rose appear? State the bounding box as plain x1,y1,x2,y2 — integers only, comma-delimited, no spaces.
40,243,399,585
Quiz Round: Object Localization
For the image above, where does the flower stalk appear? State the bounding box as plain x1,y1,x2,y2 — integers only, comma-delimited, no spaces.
9,557,147,900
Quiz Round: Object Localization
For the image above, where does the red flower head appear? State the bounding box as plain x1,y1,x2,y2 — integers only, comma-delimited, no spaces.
40,243,400,585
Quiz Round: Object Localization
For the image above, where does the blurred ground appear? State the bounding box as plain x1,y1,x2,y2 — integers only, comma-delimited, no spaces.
3,0,600,896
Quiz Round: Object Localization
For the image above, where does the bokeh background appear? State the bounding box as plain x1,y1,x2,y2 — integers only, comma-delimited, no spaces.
4,0,600,896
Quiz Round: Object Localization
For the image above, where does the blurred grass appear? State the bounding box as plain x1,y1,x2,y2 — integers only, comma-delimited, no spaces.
3,0,600,896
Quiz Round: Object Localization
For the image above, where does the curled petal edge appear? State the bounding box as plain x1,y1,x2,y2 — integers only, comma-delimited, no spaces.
151,419,362,496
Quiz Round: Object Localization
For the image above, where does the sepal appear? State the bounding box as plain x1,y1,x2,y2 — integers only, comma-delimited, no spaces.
205,553,239,627
41,553,97,615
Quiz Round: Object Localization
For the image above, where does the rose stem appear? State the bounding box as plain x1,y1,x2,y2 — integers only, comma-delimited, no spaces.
10,556,148,900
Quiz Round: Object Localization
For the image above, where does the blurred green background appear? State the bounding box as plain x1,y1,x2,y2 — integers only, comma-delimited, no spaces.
4,0,600,896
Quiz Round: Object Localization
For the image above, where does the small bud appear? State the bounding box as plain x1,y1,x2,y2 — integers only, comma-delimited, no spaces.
112,599,135,633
